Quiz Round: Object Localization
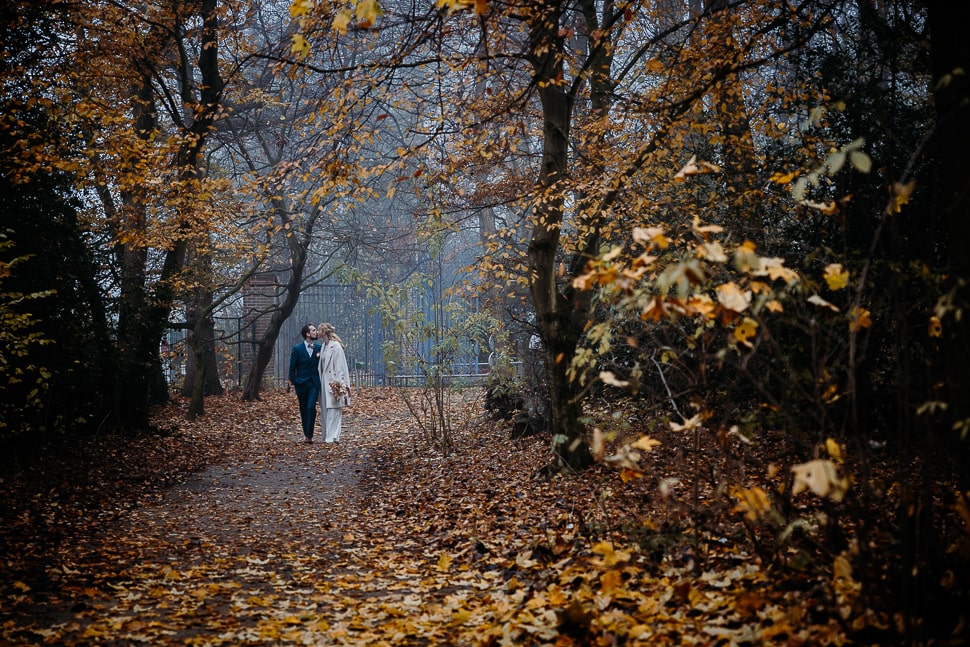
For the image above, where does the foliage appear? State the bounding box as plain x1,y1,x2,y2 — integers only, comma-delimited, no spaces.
351,267,496,452
0,238,54,445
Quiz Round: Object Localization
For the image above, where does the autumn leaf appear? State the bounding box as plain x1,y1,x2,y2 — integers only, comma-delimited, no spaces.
670,414,702,432
289,0,312,18
824,263,850,290
332,10,352,34
887,180,916,214
808,294,839,312
631,435,661,452
355,0,384,28
632,226,668,249
437,552,453,572
290,34,310,59
716,281,752,313
732,486,772,521
770,170,799,184
849,306,871,332
436,0,472,13
590,541,631,567
674,154,721,181
755,256,799,283
791,459,849,501
929,315,942,338
825,437,844,463
599,370,629,388
733,317,758,346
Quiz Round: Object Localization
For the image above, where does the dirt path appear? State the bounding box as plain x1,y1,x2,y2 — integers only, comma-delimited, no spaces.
113,414,377,550
2,393,428,646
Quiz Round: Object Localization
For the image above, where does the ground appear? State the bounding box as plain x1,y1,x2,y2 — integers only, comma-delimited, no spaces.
0,388,963,645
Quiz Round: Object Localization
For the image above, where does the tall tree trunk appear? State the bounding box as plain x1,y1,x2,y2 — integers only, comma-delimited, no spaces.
116,0,224,427
241,199,315,401
116,69,160,431
704,0,762,243
241,278,302,401
526,0,592,471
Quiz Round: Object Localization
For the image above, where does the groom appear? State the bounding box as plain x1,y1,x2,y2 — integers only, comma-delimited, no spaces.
288,324,321,443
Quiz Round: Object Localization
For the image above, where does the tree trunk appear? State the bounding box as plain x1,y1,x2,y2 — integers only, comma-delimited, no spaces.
242,199,314,401
526,0,592,471
115,69,160,432
704,0,762,242
241,284,301,401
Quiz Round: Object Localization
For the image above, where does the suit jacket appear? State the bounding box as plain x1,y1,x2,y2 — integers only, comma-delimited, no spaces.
289,340,321,391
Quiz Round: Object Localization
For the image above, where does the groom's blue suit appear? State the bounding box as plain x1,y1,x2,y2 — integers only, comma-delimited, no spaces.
289,338,321,441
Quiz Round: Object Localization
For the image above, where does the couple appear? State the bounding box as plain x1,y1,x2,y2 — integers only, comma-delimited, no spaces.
288,322,351,444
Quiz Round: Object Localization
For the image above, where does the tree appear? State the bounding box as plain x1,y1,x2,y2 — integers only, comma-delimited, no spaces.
0,0,116,450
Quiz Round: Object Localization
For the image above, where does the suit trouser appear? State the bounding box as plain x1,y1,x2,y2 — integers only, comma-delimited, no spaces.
296,385,319,438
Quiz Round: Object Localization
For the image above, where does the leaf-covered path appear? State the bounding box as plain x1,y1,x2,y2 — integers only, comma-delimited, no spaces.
2,388,856,645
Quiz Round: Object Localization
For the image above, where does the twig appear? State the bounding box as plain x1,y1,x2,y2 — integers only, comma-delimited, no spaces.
651,353,685,420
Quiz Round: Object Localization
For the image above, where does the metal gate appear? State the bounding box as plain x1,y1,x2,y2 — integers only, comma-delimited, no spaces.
272,284,389,387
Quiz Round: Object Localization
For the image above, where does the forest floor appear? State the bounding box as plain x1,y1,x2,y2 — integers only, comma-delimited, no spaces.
0,387,964,645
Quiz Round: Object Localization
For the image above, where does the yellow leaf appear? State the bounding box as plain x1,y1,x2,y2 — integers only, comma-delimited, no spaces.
12,580,30,593
825,438,844,463
355,0,383,26
647,58,664,72
289,0,312,18
332,10,352,34
601,569,623,592
929,315,942,338
849,306,871,332
887,180,915,214
591,542,630,567
437,552,453,573
733,317,758,345
732,486,771,521
290,34,310,58
824,263,850,290
631,435,661,452
770,170,799,184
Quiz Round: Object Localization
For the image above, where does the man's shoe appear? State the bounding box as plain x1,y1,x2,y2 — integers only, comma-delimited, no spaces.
304,437,313,444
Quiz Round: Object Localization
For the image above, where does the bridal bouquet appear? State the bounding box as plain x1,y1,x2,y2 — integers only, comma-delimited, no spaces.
329,381,348,403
